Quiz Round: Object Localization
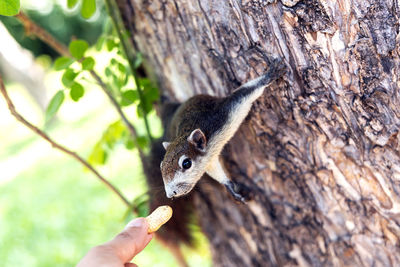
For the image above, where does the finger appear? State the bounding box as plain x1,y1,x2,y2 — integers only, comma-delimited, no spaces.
125,263,138,267
77,245,120,267
105,218,153,263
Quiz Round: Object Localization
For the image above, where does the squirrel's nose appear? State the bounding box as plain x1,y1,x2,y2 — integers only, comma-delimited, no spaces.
166,189,177,198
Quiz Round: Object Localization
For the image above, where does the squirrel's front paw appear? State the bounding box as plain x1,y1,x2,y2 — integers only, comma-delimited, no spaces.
224,181,251,203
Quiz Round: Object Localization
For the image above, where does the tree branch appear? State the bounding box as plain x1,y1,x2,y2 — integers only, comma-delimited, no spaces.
15,11,142,150
0,74,132,209
16,12,69,56
90,69,142,153
104,0,153,142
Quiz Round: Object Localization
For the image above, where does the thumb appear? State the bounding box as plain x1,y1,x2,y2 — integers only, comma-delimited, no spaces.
105,218,153,263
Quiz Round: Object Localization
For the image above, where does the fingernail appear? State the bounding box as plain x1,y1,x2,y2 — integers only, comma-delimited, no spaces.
125,218,144,229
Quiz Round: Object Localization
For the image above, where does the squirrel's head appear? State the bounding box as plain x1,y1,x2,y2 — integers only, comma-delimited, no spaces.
160,129,207,198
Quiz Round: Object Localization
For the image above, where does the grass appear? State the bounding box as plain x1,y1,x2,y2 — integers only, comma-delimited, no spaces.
0,82,211,266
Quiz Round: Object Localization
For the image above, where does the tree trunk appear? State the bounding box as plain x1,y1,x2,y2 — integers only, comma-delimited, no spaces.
117,0,400,266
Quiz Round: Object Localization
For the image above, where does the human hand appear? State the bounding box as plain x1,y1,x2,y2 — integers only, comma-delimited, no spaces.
77,218,153,267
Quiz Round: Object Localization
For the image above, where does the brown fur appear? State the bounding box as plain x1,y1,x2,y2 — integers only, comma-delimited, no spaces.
161,135,203,183
160,60,286,199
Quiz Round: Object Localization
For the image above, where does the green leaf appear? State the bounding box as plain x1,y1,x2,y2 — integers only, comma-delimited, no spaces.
117,63,126,73
112,73,121,88
95,35,106,51
104,67,112,77
135,199,149,217
110,58,118,65
115,75,127,89
67,0,79,8
147,86,159,102
69,40,89,60
61,68,79,87
136,136,148,150
45,90,64,121
81,0,96,19
136,104,144,118
137,79,159,116
88,142,107,165
124,137,135,150
0,0,20,16
133,53,143,69
120,90,138,106
103,121,126,147
143,81,160,103
131,194,149,217
54,57,74,71
81,57,95,70
87,121,128,166
106,39,117,51
122,73,129,86
70,82,84,101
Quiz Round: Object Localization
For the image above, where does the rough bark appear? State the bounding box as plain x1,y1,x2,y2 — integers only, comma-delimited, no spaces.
117,0,400,266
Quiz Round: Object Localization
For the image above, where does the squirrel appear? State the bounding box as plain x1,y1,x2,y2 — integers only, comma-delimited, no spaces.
160,59,286,203
141,59,285,260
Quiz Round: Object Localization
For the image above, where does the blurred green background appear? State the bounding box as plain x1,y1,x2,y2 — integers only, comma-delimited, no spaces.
0,0,211,266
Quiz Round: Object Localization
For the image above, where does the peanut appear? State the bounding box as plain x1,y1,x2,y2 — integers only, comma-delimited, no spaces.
146,205,173,233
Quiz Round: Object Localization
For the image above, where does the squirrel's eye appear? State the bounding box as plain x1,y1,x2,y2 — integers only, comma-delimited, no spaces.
182,158,192,169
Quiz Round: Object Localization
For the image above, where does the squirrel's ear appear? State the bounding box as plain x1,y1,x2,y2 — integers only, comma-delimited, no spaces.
162,142,170,150
188,129,207,152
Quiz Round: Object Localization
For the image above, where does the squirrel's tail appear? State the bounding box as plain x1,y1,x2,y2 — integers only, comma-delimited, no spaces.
230,58,286,102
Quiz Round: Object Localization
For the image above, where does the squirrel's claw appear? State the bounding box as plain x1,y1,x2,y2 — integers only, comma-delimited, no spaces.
225,181,247,203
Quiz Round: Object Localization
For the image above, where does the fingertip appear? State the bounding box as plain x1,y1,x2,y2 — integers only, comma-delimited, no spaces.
125,218,151,239
125,217,148,230
145,232,153,244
